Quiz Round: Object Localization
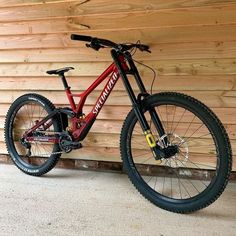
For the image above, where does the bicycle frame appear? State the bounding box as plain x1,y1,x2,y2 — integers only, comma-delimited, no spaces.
25,53,128,142
66,54,129,140
25,50,166,159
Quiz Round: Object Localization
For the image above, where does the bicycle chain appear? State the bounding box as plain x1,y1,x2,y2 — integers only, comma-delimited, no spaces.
29,131,65,157
29,148,65,157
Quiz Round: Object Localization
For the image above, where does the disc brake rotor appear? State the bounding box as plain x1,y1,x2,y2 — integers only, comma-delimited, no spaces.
158,133,189,168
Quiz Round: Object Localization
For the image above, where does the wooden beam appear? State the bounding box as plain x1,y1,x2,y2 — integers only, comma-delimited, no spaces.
0,5,236,36
0,75,234,92
1,25,236,48
1,89,236,108
0,41,236,63
0,59,235,77
1,103,236,124
2,0,236,11
0,0,69,8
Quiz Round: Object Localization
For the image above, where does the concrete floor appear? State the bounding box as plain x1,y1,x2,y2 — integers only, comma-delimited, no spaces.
0,164,235,236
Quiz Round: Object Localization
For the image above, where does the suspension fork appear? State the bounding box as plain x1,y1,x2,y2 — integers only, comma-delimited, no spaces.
124,51,166,138
111,50,165,159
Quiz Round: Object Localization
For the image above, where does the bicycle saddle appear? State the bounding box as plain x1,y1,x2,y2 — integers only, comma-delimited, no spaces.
46,67,74,75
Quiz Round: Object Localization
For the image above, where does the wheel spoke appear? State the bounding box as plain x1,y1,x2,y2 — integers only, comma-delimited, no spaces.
182,114,196,138
172,108,186,135
170,105,177,134
178,132,212,146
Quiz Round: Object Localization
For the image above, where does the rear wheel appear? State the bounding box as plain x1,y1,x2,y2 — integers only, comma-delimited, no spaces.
120,92,232,213
5,94,62,176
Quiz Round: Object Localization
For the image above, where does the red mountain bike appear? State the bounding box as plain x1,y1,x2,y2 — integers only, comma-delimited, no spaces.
5,34,232,213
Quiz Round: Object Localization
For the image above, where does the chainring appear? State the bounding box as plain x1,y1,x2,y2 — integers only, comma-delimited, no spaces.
59,132,73,153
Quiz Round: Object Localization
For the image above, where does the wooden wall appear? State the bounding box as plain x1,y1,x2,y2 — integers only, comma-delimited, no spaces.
0,0,235,170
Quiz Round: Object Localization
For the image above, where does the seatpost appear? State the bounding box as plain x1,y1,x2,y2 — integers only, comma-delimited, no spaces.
59,73,76,111
59,73,69,90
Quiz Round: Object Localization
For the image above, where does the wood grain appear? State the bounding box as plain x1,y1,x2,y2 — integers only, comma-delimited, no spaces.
1,1,236,19
0,75,234,92
0,89,236,108
1,102,236,126
0,41,236,63
0,59,235,77
1,25,236,47
0,127,235,150
1,5,236,35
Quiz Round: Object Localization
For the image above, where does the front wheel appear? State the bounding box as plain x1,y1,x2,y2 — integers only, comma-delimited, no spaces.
120,92,232,213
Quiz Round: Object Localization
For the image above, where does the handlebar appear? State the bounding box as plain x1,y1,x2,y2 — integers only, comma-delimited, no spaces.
71,34,151,53
71,34,92,42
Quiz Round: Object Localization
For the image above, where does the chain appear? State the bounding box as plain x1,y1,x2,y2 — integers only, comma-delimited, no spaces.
29,130,65,157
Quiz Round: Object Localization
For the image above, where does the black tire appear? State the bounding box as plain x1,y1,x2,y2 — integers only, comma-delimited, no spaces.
120,92,232,213
4,93,62,176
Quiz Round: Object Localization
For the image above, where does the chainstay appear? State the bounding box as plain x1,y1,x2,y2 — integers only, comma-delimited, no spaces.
27,130,64,157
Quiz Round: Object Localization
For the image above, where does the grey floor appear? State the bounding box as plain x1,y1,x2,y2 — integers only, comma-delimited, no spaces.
0,164,235,236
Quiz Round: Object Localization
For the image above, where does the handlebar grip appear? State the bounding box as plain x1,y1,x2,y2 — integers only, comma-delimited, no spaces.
71,34,92,42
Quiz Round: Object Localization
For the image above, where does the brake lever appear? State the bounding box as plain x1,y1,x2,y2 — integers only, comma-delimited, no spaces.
85,43,104,51
138,45,151,53
145,49,151,53
86,43,91,48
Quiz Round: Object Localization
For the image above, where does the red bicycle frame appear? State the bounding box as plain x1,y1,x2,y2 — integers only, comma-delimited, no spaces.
25,54,129,142
25,49,165,159
68,56,129,140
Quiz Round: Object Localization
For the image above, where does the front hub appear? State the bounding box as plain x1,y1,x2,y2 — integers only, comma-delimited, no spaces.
158,133,189,167
163,145,179,159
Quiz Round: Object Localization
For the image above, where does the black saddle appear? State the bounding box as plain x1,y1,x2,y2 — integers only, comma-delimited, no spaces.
46,67,74,75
